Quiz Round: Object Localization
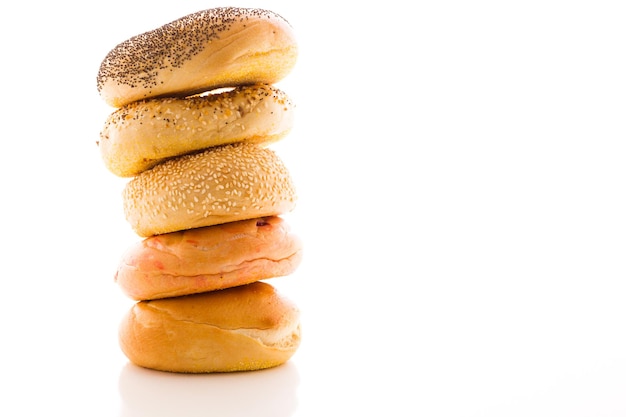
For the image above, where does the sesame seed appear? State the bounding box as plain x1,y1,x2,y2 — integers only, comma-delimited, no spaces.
123,142,297,236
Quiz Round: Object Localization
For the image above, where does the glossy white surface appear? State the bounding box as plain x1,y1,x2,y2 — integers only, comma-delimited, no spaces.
2,0,626,415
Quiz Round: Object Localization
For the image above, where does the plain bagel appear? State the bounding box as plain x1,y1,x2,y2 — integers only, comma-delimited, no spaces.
119,281,301,373
97,7,298,107
123,142,297,237
99,84,295,177
115,216,303,300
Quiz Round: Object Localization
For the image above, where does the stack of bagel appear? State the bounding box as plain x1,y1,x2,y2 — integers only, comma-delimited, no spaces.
96,7,303,373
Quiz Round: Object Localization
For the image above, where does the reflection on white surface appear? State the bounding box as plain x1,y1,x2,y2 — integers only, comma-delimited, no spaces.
2,0,626,415
118,361,299,417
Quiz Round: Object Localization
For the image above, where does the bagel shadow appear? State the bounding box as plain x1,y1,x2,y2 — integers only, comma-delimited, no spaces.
118,361,300,417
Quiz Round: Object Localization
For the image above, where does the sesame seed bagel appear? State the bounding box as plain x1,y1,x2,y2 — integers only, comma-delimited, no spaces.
123,143,297,237
99,84,295,177
115,216,303,301
97,7,298,107
119,281,301,373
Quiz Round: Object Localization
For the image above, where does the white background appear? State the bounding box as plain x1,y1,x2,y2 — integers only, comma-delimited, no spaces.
1,0,625,415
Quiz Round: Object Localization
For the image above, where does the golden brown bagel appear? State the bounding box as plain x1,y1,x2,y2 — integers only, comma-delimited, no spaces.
123,143,297,237
99,84,295,177
115,216,303,300
97,7,298,107
119,282,301,373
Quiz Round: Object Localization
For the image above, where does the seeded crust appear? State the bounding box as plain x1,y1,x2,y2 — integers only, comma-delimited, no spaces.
99,84,295,177
97,7,298,107
123,143,297,237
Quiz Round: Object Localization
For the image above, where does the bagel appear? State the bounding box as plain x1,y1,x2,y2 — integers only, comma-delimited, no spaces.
115,216,303,300
123,143,297,237
97,7,298,107
99,84,295,177
118,282,301,373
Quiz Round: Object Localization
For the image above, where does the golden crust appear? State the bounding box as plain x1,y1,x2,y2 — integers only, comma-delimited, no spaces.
123,143,297,237
97,7,298,107
99,84,295,177
118,282,301,373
